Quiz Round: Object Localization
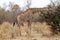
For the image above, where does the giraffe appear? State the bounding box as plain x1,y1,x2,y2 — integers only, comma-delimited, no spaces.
16,11,33,36
17,11,33,27
16,8,52,27
16,8,53,36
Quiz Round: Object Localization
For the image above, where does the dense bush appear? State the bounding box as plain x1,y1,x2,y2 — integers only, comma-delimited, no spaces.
43,5,60,35
0,7,18,25
0,7,8,24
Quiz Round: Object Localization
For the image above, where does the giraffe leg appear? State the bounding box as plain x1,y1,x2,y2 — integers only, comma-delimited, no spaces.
13,22,15,26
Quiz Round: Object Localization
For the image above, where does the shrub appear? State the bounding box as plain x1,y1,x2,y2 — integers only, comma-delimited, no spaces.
43,5,60,35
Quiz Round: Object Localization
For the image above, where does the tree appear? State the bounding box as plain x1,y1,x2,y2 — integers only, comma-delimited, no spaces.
8,2,21,13
0,7,8,24
6,2,21,24
43,5,60,35
22,0,31,11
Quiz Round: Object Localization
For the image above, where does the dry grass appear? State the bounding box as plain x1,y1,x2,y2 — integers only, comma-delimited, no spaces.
0,22,60,40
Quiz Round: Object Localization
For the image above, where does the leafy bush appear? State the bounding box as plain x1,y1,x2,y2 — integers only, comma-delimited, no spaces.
43,5,60,35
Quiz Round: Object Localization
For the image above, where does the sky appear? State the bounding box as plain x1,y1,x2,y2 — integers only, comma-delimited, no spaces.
0,0,51,8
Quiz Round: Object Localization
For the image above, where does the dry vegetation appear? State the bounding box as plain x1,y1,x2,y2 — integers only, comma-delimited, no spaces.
0,22,60,40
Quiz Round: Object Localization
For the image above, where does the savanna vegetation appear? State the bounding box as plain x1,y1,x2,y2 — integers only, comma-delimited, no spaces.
0,0,60,40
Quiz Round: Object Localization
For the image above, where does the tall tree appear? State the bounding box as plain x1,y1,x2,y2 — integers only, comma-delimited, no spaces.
22,0,31,11
6,2,21,24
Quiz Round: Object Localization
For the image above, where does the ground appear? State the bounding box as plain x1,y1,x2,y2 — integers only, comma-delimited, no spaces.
0,22,60,40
